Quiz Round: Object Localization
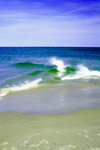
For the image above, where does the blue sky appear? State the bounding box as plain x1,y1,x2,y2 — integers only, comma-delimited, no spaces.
0,0,100,47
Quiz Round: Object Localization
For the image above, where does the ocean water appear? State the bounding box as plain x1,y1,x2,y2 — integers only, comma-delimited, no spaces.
0,47,100,114
0,47,100,150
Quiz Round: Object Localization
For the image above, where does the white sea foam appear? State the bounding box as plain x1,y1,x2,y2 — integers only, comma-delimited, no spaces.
50,58,66,72
61,65,100,80
50,58,66,77
0,78,42,98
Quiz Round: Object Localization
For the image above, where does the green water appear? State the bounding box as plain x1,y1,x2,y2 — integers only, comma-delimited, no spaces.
0,109,100,150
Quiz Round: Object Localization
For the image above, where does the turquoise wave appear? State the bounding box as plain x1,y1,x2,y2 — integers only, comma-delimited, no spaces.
28,70,44,76
14,62,53,69
14,62,35,67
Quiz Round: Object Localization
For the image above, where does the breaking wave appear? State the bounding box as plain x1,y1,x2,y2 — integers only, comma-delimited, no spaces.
50,58,66,72
0,78,42,98
61,65,100,80
1,58,100,99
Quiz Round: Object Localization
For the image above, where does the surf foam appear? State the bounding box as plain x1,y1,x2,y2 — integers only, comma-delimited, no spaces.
50,58,66,72
50,58,67,77
0,78,42,98
61,65,100,80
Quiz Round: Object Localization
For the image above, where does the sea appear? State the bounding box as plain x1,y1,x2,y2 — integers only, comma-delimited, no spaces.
0,47,100,114
0,47,100,150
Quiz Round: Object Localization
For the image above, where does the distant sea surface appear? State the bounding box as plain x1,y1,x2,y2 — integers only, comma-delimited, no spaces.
0,47,100,114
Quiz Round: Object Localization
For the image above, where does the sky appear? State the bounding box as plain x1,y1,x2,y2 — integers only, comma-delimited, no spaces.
0,0,100,47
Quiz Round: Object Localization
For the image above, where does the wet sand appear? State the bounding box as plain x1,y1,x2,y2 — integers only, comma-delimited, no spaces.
0,109,100,150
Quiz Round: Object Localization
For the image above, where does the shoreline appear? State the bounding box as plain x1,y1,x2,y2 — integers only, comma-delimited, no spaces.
0,84,100,114
0,107,100,116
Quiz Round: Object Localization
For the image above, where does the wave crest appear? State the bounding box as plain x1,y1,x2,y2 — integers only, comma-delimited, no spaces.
0,78,42,98
50,58,66,72
61,65,100,80
14,62,52,69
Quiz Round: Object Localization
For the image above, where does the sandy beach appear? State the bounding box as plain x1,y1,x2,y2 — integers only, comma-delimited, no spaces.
0,109,100,150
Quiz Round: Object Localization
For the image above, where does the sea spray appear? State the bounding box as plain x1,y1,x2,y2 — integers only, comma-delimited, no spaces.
50,58,65,72
50,58,66,77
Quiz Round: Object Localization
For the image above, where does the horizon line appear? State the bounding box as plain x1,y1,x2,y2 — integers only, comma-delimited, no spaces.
0,46,100,48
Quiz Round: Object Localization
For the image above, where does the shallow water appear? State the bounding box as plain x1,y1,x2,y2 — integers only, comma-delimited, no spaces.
0,83,100,114
0,109,100,150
